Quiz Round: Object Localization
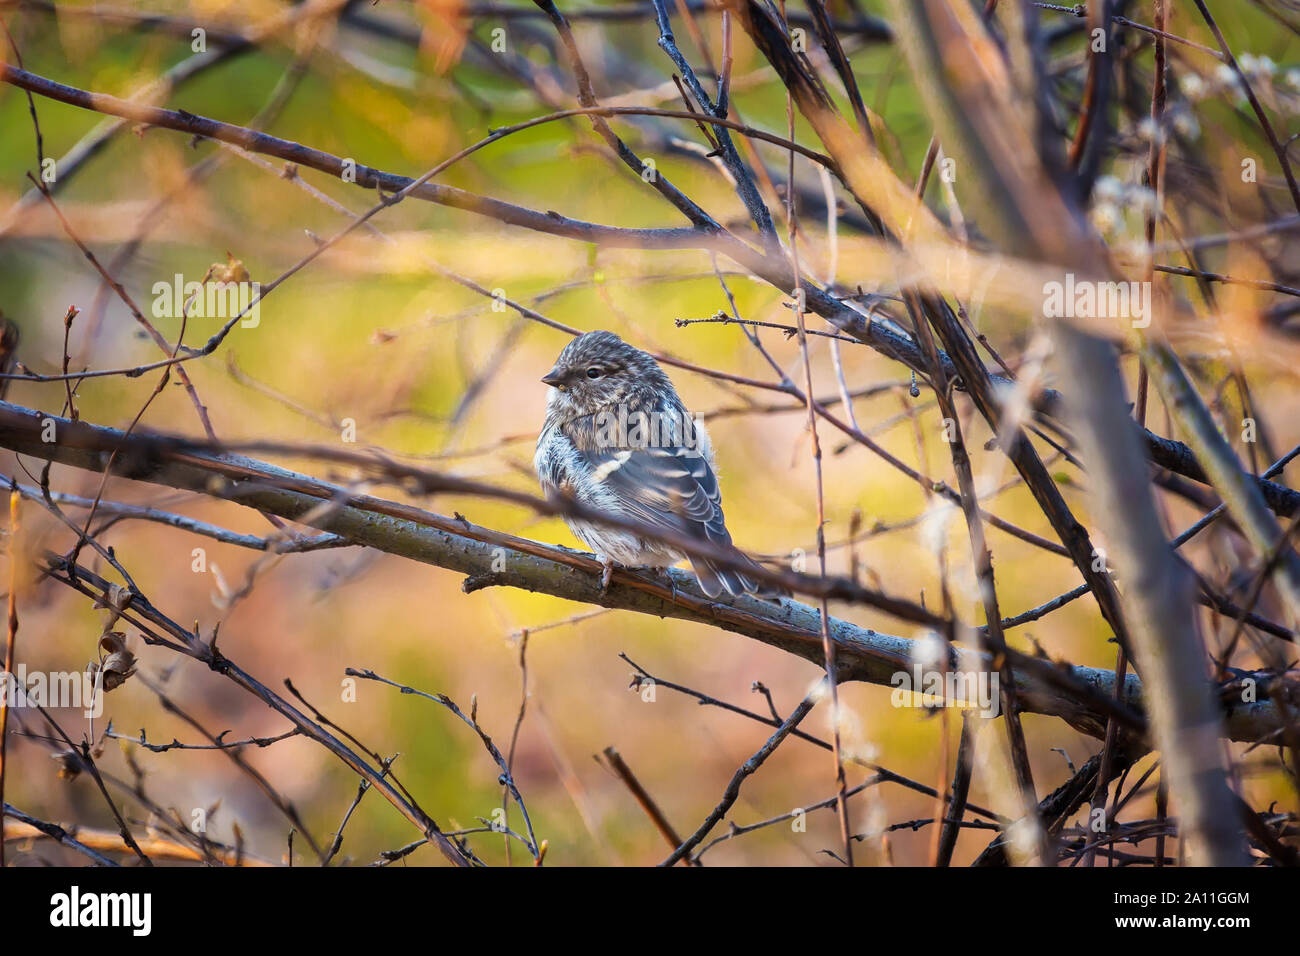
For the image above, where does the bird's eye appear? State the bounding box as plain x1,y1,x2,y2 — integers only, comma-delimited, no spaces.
586,367,602,379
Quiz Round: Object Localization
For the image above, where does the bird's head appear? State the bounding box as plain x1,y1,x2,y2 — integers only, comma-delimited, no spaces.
541,330,672,417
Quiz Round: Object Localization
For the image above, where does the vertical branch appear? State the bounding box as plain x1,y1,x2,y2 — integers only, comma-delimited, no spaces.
0,491,17,869
910,292,1043,863
1136,0,1168,426
934,712,976,867
1082,648,1127,868
1066,0,1113,175
779,0,853,866
1052,326,1247,866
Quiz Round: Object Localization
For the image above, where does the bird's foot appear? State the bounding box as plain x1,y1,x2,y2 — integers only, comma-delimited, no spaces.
599,557,614,594
658,567,682,603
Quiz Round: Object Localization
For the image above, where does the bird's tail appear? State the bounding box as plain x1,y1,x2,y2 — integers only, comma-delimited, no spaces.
691,552,789,600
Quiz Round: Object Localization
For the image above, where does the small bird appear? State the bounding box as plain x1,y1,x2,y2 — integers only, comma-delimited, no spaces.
535,330,774,598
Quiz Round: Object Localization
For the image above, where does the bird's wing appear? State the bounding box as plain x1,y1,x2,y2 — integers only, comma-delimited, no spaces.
558,410,772,597
576,443,773,597
576,443,732,547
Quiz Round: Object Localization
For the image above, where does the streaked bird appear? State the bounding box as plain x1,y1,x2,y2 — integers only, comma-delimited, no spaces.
534,330,775,598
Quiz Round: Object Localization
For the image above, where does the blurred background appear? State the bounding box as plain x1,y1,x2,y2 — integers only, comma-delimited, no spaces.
0,0,1297,866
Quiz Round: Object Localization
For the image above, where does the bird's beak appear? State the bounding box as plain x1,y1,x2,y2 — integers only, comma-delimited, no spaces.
541,367,565,388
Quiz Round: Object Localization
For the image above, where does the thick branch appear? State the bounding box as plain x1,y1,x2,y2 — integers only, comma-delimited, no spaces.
1054,326,1246,866
0,400,1283,746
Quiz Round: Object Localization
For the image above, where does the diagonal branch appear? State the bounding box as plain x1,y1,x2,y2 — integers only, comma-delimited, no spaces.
0,399,1284,746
